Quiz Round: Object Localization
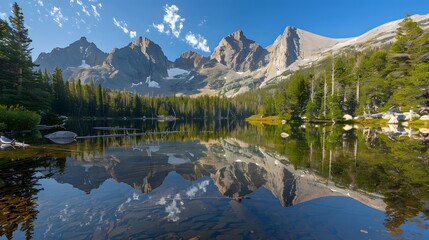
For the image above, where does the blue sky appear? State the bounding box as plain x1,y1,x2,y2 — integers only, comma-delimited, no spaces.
1,0,429,60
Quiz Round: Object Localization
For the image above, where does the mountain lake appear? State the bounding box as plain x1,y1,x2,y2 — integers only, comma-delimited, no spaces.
1,119,429,239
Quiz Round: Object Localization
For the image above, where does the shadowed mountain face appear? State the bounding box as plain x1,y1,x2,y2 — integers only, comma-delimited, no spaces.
34,14,429,96
34,37,107,74
67,37,171,90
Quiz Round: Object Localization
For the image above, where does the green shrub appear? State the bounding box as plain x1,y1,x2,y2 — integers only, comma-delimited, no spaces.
0,122,6,130
0,105,41,131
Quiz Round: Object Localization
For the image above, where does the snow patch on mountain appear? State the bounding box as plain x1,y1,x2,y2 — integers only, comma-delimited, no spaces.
166,68,190,79
131,82,143,88
145,76,160,88
79,60,89,68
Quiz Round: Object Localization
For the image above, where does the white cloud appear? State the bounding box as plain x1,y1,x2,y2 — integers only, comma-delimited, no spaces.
154,4,185,38
157,196,168,205
153,4,210,52
186,186,198,198
0,12,7,21
186,180,210,198
81,5,90,16
146,28,150,33
113,17,136,38
91,5,100,18
198,18,207,27
76,0,83,6
164,5,185,38
185,32,210,52
50,6,68,28
165,199,181,222
37,0,44,7
98,3,102,9
113,17,129,34
198,180,210,192
153,23,165,33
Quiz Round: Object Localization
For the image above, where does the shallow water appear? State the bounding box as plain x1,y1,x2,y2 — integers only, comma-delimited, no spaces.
1,120,428,239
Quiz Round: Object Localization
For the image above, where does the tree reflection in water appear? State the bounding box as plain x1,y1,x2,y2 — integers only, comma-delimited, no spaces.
0,155,65,240
0,120,428,237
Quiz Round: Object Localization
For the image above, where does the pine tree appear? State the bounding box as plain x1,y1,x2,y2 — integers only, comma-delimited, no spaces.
95,84,104,116
9,3,35,104
51,67,68,114
0,19,14,106
0,3,51,111
387,15,424,76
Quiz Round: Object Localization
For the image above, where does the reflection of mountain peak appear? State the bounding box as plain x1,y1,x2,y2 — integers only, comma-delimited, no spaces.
213,162,267,197
54,164,110,194
48,136,385,212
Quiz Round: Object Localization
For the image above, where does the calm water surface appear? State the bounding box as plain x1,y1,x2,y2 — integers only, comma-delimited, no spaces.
1,120,428,239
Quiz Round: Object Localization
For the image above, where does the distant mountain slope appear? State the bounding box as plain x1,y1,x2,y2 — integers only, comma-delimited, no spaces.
35,14,429,96
68,37,174,94
173,50,209,70
34,37,107,73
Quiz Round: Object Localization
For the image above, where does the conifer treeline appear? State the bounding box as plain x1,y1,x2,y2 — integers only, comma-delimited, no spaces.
46,68,249,119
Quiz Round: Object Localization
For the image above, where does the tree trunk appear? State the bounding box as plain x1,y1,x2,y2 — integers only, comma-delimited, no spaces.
324,74,327,118
331,51,335,96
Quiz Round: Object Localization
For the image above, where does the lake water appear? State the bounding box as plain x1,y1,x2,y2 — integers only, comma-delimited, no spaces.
1,120,428,239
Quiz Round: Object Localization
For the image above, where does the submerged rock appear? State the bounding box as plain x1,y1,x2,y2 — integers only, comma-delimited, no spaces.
44,131,77,144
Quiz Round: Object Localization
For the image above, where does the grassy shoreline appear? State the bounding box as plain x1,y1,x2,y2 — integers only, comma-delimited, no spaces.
246,115,429,127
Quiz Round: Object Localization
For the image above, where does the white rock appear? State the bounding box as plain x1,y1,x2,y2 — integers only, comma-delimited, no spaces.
343,125,353,131
388,116,398,124
280,132,289,138
419,128,429,134
420,115,429,120
382,113,394,120
343,114,353,120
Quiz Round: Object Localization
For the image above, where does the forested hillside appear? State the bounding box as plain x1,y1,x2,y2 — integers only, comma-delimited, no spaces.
237,15,429,121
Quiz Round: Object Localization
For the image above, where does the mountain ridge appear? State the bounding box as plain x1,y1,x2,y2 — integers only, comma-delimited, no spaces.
35,13,429,96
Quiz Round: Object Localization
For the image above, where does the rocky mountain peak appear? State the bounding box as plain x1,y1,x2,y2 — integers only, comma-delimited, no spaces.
35,13,429,97
79,36,88,43
211,30,268,72
130,36,151,47
180,50,200,58
35,37,107,74
266,26,301,70
229,30,245,40
174,50,209,70
88,36,170,89
283,26,295,33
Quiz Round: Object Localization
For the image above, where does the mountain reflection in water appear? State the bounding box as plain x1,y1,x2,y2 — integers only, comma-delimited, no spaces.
0,120,428,239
